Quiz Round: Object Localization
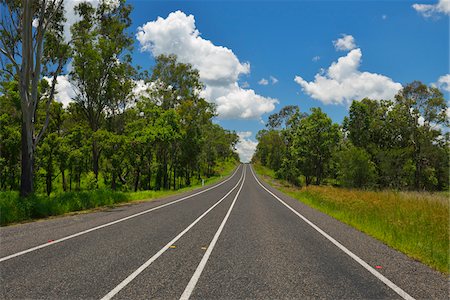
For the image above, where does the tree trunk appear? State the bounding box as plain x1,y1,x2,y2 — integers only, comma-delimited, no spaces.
134,168,140,192
46,154,52,196
20,121,34,197
92,139,100,183
61,167,67,192
414,143,421,190
173,165,176,190
77,171,81,190
163,153,168,189
185,168,191,186
305,176,312,186
111,172,116,191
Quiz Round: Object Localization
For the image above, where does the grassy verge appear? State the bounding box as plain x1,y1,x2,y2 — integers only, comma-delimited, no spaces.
0,160,238,226
253,164,449,274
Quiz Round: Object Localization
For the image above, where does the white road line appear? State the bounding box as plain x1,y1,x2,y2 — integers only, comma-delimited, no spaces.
180,165,246,300
249,166,415,300
100,166,246,300
0,165,242,263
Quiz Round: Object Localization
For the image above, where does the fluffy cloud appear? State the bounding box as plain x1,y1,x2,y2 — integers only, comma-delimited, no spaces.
436,74,450,92
258,78,269,85
61,0,97,41
136,11,277,119
333,34,356,51
48,77,154,108
294,48,402,105
44,75,76,107
413,0,450,17
241,81,250,88
312,56,321,62
62,0,120,41
235,131,257,163
212,84,278,119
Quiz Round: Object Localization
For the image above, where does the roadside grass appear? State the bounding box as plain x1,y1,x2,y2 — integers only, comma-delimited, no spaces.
253,164,449,274
0,159,238,226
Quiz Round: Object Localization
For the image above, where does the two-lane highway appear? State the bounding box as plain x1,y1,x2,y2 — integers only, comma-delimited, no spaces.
0,164,447,299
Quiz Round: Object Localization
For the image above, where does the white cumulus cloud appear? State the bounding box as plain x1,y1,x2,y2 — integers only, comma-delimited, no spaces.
312,56,321,62
62,0,98,41
294,48,402,105
333,34,356,51
413,0,450,17
136,10,277,120
236,131,257,163
62,0,120,41
436,74,450,92
44,75,76,107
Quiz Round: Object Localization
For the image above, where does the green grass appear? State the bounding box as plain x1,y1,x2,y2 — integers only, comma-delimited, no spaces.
0,159,238,226
253,163,449,274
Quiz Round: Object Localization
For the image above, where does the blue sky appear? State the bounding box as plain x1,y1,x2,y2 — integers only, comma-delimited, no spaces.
58,0,449,161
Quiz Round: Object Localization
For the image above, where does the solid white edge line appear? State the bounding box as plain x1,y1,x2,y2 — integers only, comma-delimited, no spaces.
179,165,246,300
100,166,245,300
0,165,242,263
249,165,415,300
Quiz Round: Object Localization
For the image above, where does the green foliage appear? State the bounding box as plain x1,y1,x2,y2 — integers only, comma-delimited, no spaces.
0,159,238,226
336,143,377,188
290,107,340,185
255,81,449,191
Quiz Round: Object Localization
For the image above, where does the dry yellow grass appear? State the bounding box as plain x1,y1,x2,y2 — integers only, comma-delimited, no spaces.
254,164,449,274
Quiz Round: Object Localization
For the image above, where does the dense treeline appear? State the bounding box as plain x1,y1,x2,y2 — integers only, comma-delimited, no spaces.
0,1,238,196
253,81,449,191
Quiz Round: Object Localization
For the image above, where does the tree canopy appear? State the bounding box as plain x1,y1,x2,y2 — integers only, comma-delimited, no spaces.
253,82,449,191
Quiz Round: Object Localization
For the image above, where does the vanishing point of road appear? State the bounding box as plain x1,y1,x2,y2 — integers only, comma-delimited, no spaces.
0,164,447,299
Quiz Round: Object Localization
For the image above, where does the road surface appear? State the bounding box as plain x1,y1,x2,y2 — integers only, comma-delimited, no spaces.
0,164,447,299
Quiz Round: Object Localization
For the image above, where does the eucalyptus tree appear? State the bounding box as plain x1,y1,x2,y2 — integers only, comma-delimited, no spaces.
149,55,215,187
291,108,340,185
69,0,134,181
394,81,448,189
1,0,70,196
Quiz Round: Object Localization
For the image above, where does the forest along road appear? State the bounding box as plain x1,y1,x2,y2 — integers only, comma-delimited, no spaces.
0,164,447,299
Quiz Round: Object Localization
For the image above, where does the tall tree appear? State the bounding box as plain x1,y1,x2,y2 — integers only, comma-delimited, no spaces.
1,0,70,196
70,0,133,181
291,108,340,185
394,81,448,190
149,55,215,187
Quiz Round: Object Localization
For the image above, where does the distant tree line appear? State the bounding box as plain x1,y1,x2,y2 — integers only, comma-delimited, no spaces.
0,1,239,196
253,82,449,191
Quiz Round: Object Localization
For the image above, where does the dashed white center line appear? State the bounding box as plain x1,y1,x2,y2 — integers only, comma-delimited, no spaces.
101,166,246,300
180,165,247,300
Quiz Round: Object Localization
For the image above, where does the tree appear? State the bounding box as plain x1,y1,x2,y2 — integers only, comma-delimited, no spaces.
266,105,303,130
336,143,377,188
70,0,133,181
149,55,215,187
1,0,70,196
394,81,448,190
291,108,340,185
0,79,21,190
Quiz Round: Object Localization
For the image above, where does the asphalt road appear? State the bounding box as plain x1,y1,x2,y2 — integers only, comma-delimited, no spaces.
0,164,447,299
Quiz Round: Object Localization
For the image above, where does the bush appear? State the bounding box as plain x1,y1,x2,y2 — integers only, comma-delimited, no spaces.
85,172,98,190
337,144,377,188
0,190,129,225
